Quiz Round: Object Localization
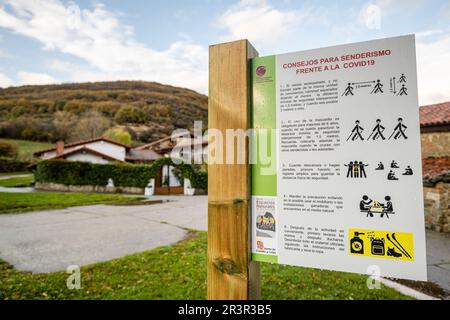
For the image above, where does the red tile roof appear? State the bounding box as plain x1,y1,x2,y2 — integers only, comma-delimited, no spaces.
34,137,131,156
125,149,162,161
420,101,450,127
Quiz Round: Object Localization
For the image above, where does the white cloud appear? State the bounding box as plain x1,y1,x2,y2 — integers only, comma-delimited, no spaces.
0,0,207,92
218,0,299,44
416,31,450,105
0,73,14,88
16,71,57,85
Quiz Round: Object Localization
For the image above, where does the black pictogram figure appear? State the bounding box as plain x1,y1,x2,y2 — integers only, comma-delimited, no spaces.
342,83,354,96
387,170,398,180
347,120,364,141
344,161,354,178
389,118,408,140
402,166,413,175
360,195,373,217
399,73,406,83
360,195,394,218
397,84,408,96
360,195,372,208
390,160,399,168
358,161,368,178
371,80,383,94
368,119,386,140
344,161,368,178
380,196,394,218
375,162,384,170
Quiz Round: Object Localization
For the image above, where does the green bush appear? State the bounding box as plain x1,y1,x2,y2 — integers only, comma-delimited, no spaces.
0,158,31,173
35,158,208,190
35,160,153,188
114,105,148,124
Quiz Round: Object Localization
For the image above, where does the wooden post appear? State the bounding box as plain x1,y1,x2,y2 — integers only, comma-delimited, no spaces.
208,40,261,300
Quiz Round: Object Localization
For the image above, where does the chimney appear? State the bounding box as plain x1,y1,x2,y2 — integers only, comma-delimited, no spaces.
56,140,65,156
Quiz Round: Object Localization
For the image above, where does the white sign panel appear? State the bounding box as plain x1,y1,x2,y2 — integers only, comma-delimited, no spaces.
251,35,427,281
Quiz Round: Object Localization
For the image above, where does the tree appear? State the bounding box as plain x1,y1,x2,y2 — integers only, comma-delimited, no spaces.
102,128,131,145
114,105,148,124
70,110,111,142
53,111,79,141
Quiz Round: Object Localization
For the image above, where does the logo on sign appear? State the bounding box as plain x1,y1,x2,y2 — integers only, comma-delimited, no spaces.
256,66,266,77
256,212,275,232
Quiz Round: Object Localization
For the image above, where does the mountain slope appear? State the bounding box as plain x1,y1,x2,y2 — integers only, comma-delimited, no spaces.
0,81,208,143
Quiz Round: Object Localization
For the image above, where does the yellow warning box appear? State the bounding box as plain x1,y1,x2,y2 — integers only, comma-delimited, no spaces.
349,229,414,261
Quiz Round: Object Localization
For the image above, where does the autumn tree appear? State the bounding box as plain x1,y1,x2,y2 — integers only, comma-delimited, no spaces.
70,110,111,142
102,127,131,145
53,111,79,141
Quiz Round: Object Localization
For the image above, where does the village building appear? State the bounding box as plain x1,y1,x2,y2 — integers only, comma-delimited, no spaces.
33,133,207,195
420,101,450,232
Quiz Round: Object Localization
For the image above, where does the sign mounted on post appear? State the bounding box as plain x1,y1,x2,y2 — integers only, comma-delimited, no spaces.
251,35,427,281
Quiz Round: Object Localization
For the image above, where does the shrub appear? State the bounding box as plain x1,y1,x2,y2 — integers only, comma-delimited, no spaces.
0,142,16,158
115,105,148,124
35,160,153,188
35,158,208,190
102,128,132,145
0,158,31,173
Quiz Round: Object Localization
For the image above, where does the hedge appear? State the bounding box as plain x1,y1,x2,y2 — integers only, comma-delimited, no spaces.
0,158,31,173
34,158,207,190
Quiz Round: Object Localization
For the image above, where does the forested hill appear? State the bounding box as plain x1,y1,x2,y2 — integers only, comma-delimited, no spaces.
0,81,208,144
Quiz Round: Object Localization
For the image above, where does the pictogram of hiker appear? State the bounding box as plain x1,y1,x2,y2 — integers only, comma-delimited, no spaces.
344,161,355,178
397,84,408,96
368,119,385,140
347,120,364,141
389,118,408,140
371,80,383,94
358,161,368,178
399,73,406,83
342,83,354,96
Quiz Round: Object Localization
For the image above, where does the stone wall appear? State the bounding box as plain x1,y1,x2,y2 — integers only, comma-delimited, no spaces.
424,182,450,233
35,182,145,195
421,131,450,158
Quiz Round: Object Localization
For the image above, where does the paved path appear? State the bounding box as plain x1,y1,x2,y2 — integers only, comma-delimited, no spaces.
0,196,207,273
0,186,35,193
426,229,450,297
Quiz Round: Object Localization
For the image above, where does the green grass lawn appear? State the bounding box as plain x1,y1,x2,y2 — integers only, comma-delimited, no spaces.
0,172,30,177
0,138,52,162
0,175,34,187
0,192,146,214
0,231,411,300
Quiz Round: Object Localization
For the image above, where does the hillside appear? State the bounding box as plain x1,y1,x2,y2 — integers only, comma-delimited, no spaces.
0,81,208,144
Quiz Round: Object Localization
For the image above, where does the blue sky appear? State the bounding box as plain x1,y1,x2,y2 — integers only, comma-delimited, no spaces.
0,0,449,104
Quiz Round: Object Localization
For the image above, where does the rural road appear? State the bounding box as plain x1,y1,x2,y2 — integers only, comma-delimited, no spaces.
0,195,207,273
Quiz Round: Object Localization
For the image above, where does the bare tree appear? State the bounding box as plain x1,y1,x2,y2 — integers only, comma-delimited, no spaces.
53,111,79,141
70,110,111,142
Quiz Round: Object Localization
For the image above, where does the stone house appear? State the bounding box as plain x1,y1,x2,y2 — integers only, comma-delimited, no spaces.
420,101,450,232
